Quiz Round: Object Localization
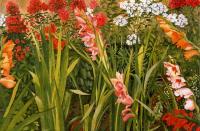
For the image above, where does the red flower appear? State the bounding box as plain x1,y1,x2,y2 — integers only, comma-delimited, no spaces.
186,0,200,7
15,39,20,44
6,1,20,15
27,0,42,14
44,23,57,34
41,3,48,11
94,13,107,27
48,0,67,12
169,0,200,8
6,16,27,33
52,38,66,50
89,0,99,9
70,0,86,11
163,109,199,131
58,9,70,22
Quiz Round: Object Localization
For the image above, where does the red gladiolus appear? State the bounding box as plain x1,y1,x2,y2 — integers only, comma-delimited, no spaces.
163,109,200,131
94,13,107,27
48,0,67,12
70,0,86,11
58,9,70,22
6,1,20,15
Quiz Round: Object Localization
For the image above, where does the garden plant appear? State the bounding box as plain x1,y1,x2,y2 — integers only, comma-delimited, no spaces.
0,0,200,131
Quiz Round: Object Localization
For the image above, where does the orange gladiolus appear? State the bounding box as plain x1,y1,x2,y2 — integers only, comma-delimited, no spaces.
0,40,16,88
0,75,16,89
184,50,200,60
176,39,192,49
156,16,199,60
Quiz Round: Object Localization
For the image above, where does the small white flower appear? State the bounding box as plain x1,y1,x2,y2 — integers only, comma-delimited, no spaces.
0,14,5,27
166,13,178,23
86,8,94,17
113,15,128,26
175,14,188,28
150,2,168,15
126,33,140,45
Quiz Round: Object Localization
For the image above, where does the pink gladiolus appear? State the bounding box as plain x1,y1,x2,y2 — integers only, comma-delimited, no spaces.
171,76,186,89
174,88,194,99
122,107,135,122
75,9,100,60
184,99,195,111
111,72,135,122
164,62,181,77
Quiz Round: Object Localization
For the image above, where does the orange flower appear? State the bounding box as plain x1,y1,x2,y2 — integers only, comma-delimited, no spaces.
184,50,200,60
176,39,192,49
1,53,11,76
0,75,16,89
3,40,15,54
0,40,16,88
156,16,199,60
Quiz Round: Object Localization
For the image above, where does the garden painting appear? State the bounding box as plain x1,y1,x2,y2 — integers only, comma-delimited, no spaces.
0,0,200,130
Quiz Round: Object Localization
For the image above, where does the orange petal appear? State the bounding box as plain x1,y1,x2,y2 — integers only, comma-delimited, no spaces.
156,16,166,24
3,40,15,53
0,76,16,89
160,24,171,33
176,39,192,49
184,50,199,60
170,31,183,43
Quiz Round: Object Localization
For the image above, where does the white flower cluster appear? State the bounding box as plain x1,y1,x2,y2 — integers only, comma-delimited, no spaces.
164,14,188,28
114,0,188,28
0,14,5,27
126,33,140,46
86,8,94,17
113,15,128,26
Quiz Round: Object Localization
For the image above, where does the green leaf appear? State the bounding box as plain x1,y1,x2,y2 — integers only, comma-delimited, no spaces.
7,97,35,131
135,99,155,116
70,89,90,95
81,103,95,122
3,80,21,117
14,113,42,131
66,58,80,77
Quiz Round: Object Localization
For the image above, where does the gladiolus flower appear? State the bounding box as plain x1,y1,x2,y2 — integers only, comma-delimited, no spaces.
163,109,199,130
157,17,199,60
184,99,195,111
174,88,194,99
0,75,16,89
164,62,181,77
171,76,186,89
111,72,135,122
